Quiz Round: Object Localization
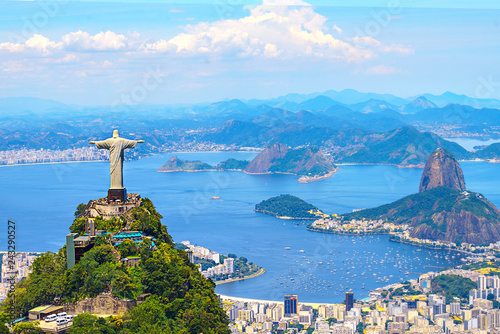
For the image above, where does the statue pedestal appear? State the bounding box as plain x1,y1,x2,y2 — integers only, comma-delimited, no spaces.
108,188,127,203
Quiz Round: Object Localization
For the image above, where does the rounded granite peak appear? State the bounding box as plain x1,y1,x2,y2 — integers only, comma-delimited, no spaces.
419,148,466,192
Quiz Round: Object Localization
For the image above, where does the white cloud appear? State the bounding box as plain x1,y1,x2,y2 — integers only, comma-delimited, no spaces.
61,30,128,51
143,1,377,62
0,34,61,55
352,36,381,47
0,31,136,56
0,2,413,72
382,44,414,55
44,54,79,64
2,60,35,73
102,60,113,68
365,65,401,75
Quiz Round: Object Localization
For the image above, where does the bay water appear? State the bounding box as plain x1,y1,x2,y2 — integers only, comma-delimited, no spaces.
1,151,499,303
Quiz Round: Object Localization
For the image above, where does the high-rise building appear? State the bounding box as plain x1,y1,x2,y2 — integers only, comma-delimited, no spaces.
450,302,461,315
478,275,487,290
433,303,446,316
224,258,235,274
346,291,354,311
284,294,298,317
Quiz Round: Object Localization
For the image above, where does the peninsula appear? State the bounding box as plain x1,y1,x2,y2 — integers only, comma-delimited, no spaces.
158,143,338,183
157,155,250,172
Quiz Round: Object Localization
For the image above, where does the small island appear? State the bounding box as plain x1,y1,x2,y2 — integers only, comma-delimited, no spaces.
157,144,338,183
157,155,214,172
158,155,249,172
255,194,327,219
244,143,338,182
216,158,250,170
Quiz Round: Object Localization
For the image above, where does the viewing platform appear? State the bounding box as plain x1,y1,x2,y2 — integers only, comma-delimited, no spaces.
83,193,142,220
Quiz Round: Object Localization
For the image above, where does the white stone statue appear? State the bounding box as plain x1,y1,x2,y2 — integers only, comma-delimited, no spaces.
89,130,145,189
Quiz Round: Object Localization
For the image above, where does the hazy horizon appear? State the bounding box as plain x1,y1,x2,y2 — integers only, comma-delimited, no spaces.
1,1,499,105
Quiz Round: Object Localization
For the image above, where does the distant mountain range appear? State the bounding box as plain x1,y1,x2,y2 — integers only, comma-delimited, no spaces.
337,126,471,166
4,88,500,115
0,96,72,116
2,89,500,167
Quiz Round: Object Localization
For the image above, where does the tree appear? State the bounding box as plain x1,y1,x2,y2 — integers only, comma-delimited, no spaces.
13,321,42,334
432,275,477,301
487,293,500,308
117,240,138,258
3,250,67,315
69,218,86,234
69,313,115,334
1,198,230,333
0,312,11,333
74,203,87,218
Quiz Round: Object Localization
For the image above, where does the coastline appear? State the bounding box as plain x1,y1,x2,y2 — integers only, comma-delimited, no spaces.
298,169,337,183
7,156,498,170
0,160,106,168
305,226,390,235
335,162,424,168
157,168,247,173
158,168,216,172
254,209,316,220
306,227,476,255
217,293,343,308
215,268,266,285
388,237,474,255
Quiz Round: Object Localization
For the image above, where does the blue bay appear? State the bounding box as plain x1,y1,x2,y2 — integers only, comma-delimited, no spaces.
1,152,499,303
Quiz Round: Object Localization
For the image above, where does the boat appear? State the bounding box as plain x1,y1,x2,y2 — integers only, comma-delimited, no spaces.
285,247,291,250
299,250,305,253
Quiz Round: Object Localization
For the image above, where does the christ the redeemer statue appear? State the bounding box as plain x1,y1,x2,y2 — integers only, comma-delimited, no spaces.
89,130,144,202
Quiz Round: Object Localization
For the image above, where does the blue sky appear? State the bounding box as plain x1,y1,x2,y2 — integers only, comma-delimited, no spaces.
0,0,499,105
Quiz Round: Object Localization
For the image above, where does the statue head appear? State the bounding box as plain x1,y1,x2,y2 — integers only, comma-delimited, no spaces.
113,130,119,138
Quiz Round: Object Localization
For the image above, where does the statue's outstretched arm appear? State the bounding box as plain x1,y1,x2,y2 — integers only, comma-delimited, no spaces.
137,140,145,143
89,141,96,144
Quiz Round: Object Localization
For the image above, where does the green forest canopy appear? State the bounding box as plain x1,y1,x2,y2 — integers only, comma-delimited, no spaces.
255,194,320,218
1,198,229,334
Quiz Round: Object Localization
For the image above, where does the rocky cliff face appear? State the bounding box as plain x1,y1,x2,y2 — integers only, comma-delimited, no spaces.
410,204,500,245
244,143,289,174
343,148,500,245
159,155,182,171
244,143,337,177
419,148,466,192
408,190,500,245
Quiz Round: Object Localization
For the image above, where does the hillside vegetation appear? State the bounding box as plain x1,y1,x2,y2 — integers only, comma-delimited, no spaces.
255,194,321,219
1,200,229,334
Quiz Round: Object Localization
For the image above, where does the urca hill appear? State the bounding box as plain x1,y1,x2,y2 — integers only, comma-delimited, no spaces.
158,143,338,182
343,148,500,245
